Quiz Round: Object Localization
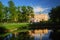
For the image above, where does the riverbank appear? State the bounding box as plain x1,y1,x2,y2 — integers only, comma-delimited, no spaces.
0,23,30,38
0,23,29,29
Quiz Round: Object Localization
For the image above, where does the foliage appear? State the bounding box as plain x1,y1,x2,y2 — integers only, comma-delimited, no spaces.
48,6,60,40
0,2,4,22
0,0,34,23
49,6,60,24
8,0,17,22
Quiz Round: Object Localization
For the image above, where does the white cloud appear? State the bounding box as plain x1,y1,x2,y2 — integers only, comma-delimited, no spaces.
33,6,49,13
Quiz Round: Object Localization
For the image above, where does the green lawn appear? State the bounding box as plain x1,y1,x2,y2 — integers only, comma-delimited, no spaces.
0,23,30,32
3,23,29,29
0,23,30,37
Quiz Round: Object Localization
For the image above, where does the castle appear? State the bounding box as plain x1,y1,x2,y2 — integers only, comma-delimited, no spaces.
30,14,49,22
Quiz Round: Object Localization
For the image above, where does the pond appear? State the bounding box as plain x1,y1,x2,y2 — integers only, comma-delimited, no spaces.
29,30,52,40
42,30,52,40
3,30,52,40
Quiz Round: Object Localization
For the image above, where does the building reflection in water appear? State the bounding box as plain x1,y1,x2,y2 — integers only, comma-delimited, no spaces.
29,29,52,40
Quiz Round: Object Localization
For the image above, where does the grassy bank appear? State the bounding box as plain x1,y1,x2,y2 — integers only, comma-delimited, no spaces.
3,23,29,29
0,23,30,32
0,23,30,37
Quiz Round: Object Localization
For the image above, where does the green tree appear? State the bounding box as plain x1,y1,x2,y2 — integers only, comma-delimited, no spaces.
49,6,60,24
0,1,34,23
27,6,34,17
8,0,17,22
49,6,60,40
21,6,28,22
3,7,8,22
0,2,4,22
17,6,22,22
21,6,34,22
27,6,34,22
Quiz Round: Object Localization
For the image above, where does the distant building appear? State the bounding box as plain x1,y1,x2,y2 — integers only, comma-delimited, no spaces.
30,14,49,22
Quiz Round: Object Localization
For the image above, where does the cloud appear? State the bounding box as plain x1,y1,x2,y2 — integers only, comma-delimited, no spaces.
33,6,49,13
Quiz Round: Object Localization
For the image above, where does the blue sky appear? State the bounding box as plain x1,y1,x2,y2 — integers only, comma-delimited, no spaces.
0,0,60,14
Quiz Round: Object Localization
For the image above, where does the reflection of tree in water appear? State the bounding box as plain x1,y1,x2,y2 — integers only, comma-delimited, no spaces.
0,26,8,40
49,30,60,40
4,31,34,40
0,27,7,34
17,31,33,40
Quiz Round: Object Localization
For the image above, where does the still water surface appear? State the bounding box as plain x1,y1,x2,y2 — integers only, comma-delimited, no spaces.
34,30,51,40
4,30,52,40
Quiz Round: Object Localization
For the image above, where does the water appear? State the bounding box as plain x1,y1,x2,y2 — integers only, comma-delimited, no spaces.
4,30,52,40
34,30,52,40
4,33,13,40
34,34,40,40
42,30,51,40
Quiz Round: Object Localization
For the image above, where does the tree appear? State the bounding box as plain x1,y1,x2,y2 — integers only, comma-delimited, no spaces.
27,6,34,22
8,0,17,22
21,6,34,22
49,6,60,24
27,6,34,17
3,7,8,22
0,1,34,23
17,6,21,22
21,6,28,22
49,6,60,40
0,2,4,22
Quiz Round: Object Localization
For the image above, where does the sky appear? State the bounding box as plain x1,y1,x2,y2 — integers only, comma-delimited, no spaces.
0,0,60,14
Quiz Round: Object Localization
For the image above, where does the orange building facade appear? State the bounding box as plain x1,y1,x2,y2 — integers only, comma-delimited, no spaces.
30,14,49,22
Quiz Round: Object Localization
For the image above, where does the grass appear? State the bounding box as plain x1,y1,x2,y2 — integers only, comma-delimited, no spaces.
3,23,29,29
0,23,30,32
0,23,30,37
